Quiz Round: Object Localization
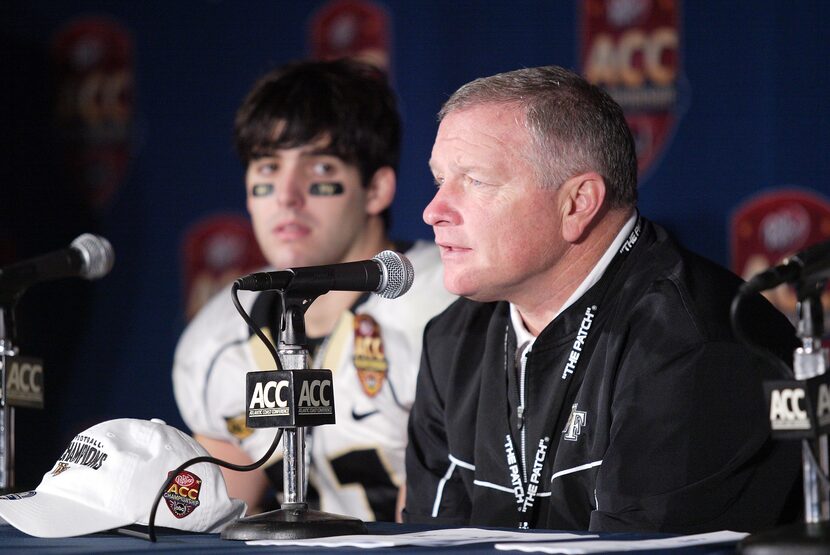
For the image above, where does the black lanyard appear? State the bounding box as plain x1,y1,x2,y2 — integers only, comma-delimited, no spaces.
502,215,643,529
504,433,550,529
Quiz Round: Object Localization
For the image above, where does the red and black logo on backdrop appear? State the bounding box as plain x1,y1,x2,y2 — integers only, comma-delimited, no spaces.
51,16,134,211
731,188,830,320
580,0,686,179
308,0,392,74
181,214,266,321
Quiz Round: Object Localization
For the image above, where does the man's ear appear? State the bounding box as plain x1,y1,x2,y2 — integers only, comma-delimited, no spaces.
365,166,396,215
559,171,607,243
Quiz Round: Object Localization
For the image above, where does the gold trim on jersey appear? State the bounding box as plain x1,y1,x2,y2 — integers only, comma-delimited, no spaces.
317,312,355,373
249,327,277,370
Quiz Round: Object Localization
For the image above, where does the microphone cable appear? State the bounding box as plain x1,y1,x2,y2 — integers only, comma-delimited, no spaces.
231,281,283,370
147,282,287,541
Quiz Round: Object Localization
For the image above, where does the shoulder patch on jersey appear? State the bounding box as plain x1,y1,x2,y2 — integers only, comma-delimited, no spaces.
225,413,253,440
353,314,388,397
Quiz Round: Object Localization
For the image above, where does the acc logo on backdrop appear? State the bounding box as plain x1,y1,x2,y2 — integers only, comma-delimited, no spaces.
308,0,391,74
731,188,830,320
580,0,687,179
182,214,266,321
51,16,134,210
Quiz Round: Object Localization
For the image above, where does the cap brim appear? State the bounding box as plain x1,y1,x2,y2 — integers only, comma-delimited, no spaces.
0,490,132,538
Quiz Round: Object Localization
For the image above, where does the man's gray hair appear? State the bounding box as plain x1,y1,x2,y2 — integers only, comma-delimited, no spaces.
439,66,638,208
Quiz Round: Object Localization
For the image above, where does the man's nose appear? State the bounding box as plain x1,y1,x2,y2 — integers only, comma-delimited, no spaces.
275,168,306,207
423,181,460,227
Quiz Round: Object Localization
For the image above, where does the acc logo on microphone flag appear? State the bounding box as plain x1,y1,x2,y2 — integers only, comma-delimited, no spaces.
765,378,830,439
353,314,388,397
246,369,336,428
164,470,202,519
0,355,45,409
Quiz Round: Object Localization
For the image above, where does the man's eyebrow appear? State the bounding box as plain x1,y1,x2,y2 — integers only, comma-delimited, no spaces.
430,159,478,174
249,153,276,161
304,145,339,157
248,145,339,160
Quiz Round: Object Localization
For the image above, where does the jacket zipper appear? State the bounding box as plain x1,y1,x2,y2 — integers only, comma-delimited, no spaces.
519,347,528,482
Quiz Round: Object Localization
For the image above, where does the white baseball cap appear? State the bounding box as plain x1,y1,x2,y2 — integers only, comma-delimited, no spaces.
0,418,246,538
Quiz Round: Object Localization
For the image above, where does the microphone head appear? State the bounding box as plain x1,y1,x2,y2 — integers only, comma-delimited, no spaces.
71,234,115,280
373,250,414,299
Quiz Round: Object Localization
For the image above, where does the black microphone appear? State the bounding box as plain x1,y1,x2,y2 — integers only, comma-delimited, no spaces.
740,238,830,295
0,234,115,302
235,250,414,299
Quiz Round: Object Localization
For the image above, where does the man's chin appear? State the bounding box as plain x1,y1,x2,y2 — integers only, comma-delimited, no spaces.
267,257,311,270
445,278,498,303
266,248,322,270
462,292,501,303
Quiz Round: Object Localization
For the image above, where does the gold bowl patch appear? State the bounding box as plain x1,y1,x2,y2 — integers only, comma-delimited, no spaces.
353,314,388,397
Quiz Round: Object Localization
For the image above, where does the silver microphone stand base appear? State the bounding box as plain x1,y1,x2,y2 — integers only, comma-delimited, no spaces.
739,521,830,555
220,502,368,541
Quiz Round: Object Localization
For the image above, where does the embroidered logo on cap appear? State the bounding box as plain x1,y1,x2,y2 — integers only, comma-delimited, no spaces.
164,470,202,519
353,314,388,397
51,462,70,477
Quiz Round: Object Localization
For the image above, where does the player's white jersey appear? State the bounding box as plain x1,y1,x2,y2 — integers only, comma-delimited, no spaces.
173,241,455,521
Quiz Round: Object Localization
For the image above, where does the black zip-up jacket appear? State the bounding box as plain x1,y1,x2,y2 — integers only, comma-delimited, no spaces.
404,216,801,533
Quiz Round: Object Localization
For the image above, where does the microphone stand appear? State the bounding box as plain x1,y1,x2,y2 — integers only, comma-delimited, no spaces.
796,287,830,526
0,304,17,493
741,281,830,553
221,291,367,540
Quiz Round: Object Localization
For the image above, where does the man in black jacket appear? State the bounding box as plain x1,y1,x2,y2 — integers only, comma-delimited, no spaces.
403,65,801,533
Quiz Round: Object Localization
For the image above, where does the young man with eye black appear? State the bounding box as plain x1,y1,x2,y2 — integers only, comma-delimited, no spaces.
172,59,455,522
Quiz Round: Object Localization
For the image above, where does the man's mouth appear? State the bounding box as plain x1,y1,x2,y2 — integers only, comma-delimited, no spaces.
274,221,311,239
437,242,470,254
